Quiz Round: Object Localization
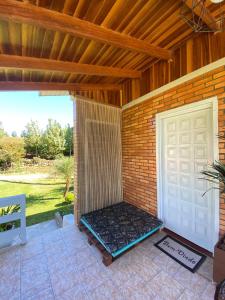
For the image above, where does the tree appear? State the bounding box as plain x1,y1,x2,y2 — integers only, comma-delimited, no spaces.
54,157,74,197
0,149,11,171
0,122,7,138
64,124,73,156
40,119,65,160
0,137,25,170
11,131,17,137
23,120,42,157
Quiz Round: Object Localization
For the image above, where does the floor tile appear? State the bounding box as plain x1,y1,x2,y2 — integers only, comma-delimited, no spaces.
44,239,67,257
131,261,161,281
21,269,51,294
0,261,20,277
21,287,55,300
64,238,87,254
88,244,103,261
136,243,163,260
123,272,144,288
201,282,216,300
178,290,200,300
197,257,213,281
50,267,85,296
0,226,215,300
42,229,63,244
81,265,108,292
149,270,184,300
108,264,135,288
46,248,69,265
0,274,20,300
0,244,21,263
75,248,98,270
57,287,89,300
26,223,42,240
0,291,20,300
148,231,166,243
175,268,210,295
20,237,44,260
178,285,216,300
38,220,58,234
133,281,158,299
153,251,182,276
61,226,86,242
21,253,48,273
118,285,146,300
48,254,78,276
85,280,118,300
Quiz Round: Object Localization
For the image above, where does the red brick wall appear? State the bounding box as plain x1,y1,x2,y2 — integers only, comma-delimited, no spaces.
122,66,225,234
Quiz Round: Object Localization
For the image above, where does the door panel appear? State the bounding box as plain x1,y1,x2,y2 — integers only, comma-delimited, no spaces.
162,108,215,251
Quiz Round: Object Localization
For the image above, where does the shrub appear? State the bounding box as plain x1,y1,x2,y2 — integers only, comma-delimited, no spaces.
0,137,24,171
0,205,20,232
32,157,52,166
0,149,11,171
65,192,75,203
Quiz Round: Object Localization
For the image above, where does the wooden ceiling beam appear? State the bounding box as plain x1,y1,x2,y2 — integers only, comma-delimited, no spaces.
185,0,220,32
0,0,172,60
0,81,121,91
0,54,141,78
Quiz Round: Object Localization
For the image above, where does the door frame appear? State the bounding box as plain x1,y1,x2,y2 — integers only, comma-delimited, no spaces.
156,96,219,251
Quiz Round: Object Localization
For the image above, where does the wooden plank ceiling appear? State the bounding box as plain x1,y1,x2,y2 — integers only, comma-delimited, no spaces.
0,0,224,106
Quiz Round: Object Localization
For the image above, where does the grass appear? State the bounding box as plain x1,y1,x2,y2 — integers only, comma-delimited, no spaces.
2,164,53,174
0,177,74,226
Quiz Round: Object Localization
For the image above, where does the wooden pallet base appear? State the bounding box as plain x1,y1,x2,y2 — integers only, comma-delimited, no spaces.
79,222,161,266
78,222,113,266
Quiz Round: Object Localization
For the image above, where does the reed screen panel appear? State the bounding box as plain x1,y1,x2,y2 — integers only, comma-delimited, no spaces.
74,98,122,217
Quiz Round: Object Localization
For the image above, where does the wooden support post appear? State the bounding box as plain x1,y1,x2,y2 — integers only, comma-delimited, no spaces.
102,251,113,266
88,237,93,245
78,222,84,232
79,221,113,266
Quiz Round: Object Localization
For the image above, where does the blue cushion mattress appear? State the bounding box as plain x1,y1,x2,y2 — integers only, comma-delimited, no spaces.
80,202,163,257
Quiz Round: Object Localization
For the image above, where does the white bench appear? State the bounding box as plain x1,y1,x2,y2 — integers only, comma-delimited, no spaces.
0,194,26,248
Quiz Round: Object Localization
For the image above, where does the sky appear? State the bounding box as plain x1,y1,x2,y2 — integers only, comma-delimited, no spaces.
0,92,73,135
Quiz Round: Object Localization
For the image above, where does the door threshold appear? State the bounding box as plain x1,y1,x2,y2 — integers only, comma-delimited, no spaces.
163,228,213,258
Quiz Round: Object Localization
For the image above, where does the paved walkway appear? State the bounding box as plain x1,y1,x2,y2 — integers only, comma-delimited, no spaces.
0,224,215,300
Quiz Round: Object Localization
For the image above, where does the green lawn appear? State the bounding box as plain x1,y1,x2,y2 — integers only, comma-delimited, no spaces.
0,178,74,226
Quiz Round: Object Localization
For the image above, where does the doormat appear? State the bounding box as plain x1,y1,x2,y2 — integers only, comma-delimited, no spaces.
154,236,206,272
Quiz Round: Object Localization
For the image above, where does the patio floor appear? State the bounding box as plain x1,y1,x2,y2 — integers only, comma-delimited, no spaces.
0,224,215,300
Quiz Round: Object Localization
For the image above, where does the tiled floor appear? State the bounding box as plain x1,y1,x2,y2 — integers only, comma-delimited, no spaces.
25,214,74,241
0,225,215,300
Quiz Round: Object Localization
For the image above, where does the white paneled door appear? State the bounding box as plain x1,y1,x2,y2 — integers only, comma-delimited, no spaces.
157,99,219,252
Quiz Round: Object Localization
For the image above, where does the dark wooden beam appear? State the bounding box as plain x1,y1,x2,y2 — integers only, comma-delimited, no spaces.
0,0,172,60
185,0,220,32
0,54,141,78
0,81,121,91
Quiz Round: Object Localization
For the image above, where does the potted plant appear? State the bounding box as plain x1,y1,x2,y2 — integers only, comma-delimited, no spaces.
201,160,225,299
0,204,20,248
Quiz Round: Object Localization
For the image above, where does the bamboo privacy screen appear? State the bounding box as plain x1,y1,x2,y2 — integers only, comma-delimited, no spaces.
73,96,122,221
